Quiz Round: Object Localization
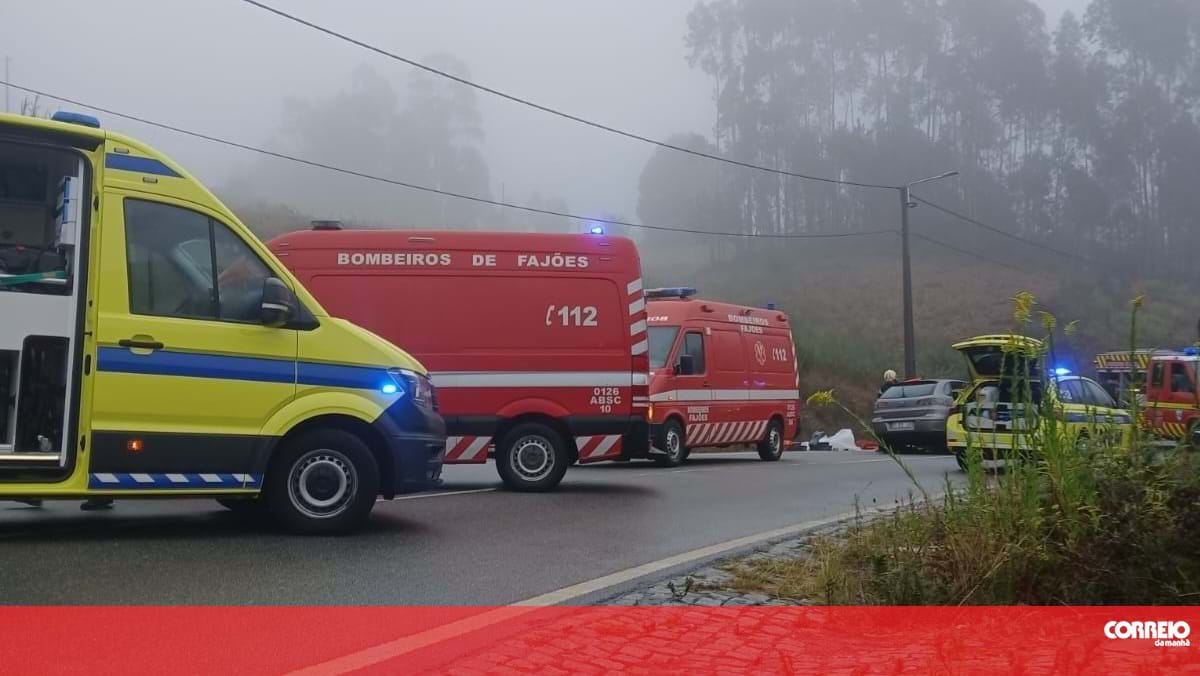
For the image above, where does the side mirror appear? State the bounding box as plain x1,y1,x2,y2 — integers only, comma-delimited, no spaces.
675,354,696,376
260,277,296,327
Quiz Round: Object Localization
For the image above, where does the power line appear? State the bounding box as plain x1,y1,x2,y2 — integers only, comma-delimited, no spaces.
909,231,1028,273
910,194,1088,263
1,81,898,241
239,0,897,192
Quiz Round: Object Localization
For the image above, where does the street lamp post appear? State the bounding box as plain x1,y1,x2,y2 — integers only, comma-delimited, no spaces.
899,171,958,379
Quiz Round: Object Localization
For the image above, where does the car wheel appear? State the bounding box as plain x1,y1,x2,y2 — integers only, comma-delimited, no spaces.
955,450,968,471
264,428,380,535
495,423,570,491
757,420,784,461
655,419,686,467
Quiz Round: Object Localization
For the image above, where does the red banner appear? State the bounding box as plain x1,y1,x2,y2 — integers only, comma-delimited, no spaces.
1,606,1197,674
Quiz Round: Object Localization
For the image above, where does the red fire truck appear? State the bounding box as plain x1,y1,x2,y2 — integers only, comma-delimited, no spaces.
644,288,800,466
269,226,650,491
1140,349,1200,443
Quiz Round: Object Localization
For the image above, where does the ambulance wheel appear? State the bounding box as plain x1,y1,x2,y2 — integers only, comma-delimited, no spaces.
655,419,687,467
757,420,785,461
265,428,380,534
496,423,569,492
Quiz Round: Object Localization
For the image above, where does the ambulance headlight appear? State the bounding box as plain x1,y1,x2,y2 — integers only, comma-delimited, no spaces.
387,368,435,408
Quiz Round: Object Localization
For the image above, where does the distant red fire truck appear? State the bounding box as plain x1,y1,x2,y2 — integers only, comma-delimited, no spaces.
644,288,800,466
270,226,651,491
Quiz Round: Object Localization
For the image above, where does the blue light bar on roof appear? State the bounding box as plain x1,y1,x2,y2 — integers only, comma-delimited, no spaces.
645,287,698,300
51,111,101,128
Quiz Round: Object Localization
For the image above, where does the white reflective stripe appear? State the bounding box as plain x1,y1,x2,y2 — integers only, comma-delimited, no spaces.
630,320,647,336
589,435,620,458
627,278,643,295
431,372,634,388
166,473,188,484
233,474,252,483
754,420,768,440
460,437,491,461
574,437,593,454
629,298,645,315
688,424,706,445
631,340,649,356
131,473,154,484
730,422,750,442
94,473,119,484
721,423,742,444
200,474,222,483
632,373,649,386
632,403,650,408
445,437,463,451
648,389,800,403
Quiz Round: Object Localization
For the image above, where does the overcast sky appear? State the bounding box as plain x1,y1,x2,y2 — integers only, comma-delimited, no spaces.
2,0,1090,224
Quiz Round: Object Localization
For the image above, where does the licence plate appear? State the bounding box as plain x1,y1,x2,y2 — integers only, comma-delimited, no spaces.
887,422,915,432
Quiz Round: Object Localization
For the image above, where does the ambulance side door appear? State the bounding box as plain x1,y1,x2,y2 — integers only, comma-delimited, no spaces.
89,193,298,482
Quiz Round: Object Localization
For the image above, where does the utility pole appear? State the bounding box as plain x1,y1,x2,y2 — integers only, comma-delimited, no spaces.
899,171,959,380
4,56,9,113
900,185,916,380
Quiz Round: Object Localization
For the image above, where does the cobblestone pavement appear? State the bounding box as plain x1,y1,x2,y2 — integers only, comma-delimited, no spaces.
606,519,858,607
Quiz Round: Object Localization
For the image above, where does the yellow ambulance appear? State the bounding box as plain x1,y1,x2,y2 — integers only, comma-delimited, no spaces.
0,111,444,533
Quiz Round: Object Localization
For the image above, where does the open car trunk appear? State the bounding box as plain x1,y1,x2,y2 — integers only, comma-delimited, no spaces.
0,137,89,470
953,336,1044,434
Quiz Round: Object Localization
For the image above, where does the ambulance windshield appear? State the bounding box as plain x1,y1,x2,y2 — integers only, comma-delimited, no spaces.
648,326,680,369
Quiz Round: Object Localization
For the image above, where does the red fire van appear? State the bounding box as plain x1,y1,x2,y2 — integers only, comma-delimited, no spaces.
645,288,800,466
269,226,650,491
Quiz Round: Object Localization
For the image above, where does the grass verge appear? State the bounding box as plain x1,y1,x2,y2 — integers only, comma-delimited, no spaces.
727,293,1200,605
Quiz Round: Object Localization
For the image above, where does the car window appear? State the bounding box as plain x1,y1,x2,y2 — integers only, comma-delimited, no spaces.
1082,380,1117,408
125,199,271,323
125,199,217,319
1170,363,1194,395
681,332,706,374
881,383,938,399
1056,380,1080,403
213,223,272,322
1151,363,1165,389
648,327,680,369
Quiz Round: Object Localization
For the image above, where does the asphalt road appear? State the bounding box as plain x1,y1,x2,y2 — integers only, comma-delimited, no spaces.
0,450,958,605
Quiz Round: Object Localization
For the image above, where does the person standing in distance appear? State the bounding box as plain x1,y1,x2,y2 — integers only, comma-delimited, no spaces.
879,370,899,397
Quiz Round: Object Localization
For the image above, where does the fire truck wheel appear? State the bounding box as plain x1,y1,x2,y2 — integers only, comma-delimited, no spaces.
496,423,569,492
757,420,784,461
655,419,687,467
264,428,380,535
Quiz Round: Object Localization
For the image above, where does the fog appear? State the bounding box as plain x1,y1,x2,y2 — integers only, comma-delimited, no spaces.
11,0,1200,380
4,0,1084,221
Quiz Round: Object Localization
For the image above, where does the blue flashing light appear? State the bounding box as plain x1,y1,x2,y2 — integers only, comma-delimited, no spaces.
50,111,101,128
1054,367,1072,377
1185,347,1200,357
381,382,398,395
767,302,777,310
589,225,605,235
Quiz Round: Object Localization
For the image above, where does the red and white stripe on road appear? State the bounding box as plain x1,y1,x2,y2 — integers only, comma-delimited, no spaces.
445,436,492,461
686,420,769,447
574,435,622,460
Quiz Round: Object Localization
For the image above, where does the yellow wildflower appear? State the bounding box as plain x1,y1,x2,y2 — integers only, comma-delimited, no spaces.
806,390,836,407
1012,291,1036,324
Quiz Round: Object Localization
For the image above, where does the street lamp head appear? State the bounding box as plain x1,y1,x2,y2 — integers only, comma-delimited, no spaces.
907,170,960,189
